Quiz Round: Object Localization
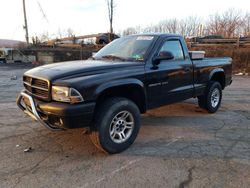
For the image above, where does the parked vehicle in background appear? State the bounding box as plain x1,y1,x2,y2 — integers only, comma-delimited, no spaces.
95,33,120,44
17,34,232,154
0,50,6,63
240,36,250,41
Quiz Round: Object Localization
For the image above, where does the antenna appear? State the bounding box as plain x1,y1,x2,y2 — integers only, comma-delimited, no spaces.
23,0,29,44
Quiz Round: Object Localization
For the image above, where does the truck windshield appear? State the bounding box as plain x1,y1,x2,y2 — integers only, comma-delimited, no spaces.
93,35,156,62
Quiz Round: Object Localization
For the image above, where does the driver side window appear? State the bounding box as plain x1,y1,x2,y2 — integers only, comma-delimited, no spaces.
159,40,184,60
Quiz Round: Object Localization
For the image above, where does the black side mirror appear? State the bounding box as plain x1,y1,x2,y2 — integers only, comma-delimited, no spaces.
153,51,174,65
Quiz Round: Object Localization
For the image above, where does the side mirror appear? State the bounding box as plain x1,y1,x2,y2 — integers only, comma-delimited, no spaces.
153,51,174,65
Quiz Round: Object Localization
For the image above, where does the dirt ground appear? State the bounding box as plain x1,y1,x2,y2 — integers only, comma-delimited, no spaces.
0,64,250,188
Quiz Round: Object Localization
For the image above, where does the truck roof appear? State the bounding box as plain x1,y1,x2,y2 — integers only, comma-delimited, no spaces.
130,33,181,38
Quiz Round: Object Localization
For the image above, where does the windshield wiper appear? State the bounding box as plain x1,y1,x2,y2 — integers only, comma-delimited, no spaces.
101,55,127,61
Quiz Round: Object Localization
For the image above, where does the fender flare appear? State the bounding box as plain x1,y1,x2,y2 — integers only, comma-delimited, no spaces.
94,78,146,100
209,68,225,80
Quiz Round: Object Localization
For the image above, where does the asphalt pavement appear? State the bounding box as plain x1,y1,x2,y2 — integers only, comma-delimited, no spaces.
0,64,249,188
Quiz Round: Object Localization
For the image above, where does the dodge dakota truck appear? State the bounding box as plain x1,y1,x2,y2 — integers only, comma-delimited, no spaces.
17,34,232,153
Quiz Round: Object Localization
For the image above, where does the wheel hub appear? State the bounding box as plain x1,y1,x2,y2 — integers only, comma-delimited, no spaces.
211,88,220,108
109,111,135,144
115,120,126,132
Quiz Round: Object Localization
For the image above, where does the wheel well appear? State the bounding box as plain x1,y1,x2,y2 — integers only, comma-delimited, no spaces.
95,85,146,113
211,72,225,89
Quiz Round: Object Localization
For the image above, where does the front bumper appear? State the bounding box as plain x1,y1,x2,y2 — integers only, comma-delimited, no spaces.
17,90,95,130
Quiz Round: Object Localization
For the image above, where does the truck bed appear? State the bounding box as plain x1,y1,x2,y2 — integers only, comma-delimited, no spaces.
193,57,232,95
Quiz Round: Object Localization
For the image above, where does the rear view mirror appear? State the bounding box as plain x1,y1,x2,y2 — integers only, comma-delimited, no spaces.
153,51,174,65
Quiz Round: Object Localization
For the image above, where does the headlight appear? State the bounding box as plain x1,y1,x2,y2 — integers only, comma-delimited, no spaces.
52,86,84,104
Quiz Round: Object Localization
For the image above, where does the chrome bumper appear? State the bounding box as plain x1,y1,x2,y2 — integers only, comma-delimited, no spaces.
16,90,63,131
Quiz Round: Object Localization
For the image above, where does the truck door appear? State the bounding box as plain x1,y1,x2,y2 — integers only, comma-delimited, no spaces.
154,38,194,104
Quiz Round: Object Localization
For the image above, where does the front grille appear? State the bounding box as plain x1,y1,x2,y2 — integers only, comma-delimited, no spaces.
23,76,50,100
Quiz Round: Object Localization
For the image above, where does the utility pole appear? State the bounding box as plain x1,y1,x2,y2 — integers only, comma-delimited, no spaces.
23,0,29,44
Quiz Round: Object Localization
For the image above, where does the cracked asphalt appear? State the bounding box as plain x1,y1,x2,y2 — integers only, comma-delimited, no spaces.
0,64,250,188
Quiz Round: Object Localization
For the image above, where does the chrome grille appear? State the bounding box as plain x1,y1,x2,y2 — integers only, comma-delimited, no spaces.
23,76,50,100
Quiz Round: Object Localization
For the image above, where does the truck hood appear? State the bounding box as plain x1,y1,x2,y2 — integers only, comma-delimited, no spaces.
24,60,144,81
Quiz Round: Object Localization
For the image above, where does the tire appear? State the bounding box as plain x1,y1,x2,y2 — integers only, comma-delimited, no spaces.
197,81,222,113
89,97,141,154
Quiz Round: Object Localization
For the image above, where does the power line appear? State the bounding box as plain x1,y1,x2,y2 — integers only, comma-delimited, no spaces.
37,0,49,24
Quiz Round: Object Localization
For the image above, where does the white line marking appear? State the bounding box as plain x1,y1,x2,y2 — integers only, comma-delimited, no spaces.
81,159,141,188
81,137,181,188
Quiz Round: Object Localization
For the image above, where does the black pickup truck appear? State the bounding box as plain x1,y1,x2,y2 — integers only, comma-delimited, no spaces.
17,34,232,153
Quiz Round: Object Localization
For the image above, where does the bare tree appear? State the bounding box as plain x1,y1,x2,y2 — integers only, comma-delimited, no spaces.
56,29,63,39
122,27,137,36
205,13,223,36
179,19,188,36
38,32,50,42
156,16,200,37
166,19,179,33
243,12,250,36
222,9,242,37
66,28,75,38
185,16,201,37
121,9,250,38
107,0,114,41
142,25,153,33
206,9,243,37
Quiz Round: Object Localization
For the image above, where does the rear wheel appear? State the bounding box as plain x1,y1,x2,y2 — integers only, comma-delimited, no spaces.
197,81,222,113
89,97,140,154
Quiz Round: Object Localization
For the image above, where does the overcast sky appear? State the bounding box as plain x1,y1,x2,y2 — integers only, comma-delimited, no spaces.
1,0,250,41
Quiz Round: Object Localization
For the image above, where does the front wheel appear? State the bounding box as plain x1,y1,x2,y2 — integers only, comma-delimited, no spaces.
89,97,141,154
198,81,222,113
